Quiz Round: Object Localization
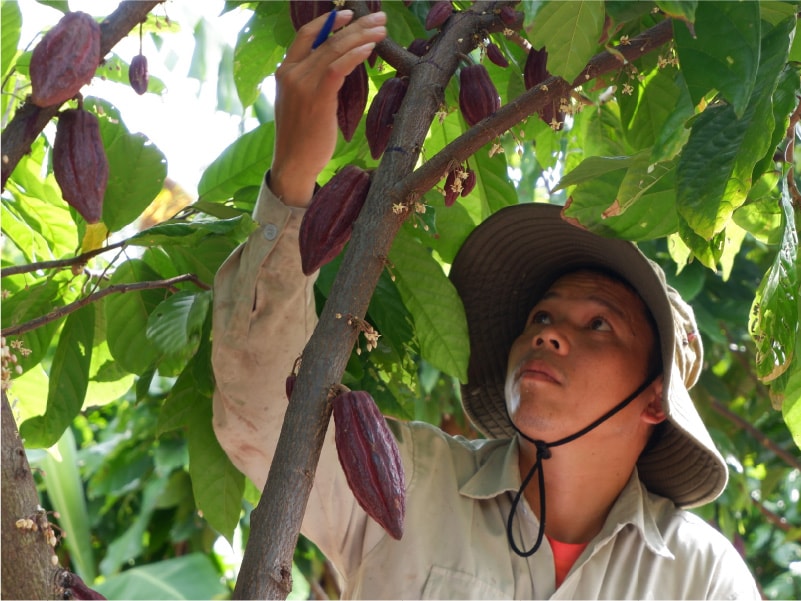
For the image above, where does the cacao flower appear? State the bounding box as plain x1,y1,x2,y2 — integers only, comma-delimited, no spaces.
486,42,509,68
338,63,368,142
458,64,500,126
425,1,453,30
290,0,332,31
30,11,101,107
299,165,371,275
333,390,406,540
128,53,149,95
53,108,108,224
365,76,409,159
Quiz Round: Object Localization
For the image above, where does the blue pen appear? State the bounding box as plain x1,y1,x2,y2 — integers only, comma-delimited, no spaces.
312,10,337,49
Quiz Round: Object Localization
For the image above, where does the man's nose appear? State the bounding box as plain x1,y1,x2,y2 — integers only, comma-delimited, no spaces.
533,326,568,353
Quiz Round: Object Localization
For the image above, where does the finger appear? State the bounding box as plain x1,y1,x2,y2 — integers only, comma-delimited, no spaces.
285,10,355,63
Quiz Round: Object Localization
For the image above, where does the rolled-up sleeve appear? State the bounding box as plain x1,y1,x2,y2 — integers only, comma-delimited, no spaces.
211,176,317,490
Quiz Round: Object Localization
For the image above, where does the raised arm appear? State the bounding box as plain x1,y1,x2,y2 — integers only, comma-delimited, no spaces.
210,8,387,491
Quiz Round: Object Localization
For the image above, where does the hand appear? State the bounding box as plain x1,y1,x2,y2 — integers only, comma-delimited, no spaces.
271,10,387,207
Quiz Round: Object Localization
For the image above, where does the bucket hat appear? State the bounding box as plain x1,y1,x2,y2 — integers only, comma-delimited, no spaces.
449,202,728,508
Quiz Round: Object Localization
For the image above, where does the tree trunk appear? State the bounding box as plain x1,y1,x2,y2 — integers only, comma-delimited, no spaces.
1,391,61,599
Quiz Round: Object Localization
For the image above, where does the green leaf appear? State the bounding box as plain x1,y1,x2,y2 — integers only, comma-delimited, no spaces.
188,18,209,81
217,44,244,115
128,215,257,248
783,362,801,450
389,227,469,382
158,358,206,435
146,290,211,357
749,186,798,383
233,1,288,108
20,304,94,448
197,122,275,202
95,554,229,600
187,398,244,542
621,67,685,152
104,260,165,375
1,0,21,81
654,0,697,23
674,1,760,117
529,1,605,83
84,98,168,232
676,13,795,239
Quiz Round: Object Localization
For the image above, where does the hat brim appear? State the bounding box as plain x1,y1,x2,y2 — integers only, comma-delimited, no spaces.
449,203,727,507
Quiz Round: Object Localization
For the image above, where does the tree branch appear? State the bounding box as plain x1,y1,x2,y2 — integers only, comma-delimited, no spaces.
710,399,801,471
1,241,127,278
1,274,209,337
1,1,163,190
235,5,675,599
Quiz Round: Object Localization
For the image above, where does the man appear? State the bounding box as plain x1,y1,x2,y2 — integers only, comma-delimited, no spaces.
211,10,760,599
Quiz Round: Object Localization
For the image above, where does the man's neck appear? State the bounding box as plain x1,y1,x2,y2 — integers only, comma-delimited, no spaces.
517,435,639,544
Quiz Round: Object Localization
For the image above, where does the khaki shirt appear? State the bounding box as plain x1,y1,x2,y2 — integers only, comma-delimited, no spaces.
212,179,761,600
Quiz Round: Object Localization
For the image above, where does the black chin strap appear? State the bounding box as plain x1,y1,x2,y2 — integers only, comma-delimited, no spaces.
506,376,655,557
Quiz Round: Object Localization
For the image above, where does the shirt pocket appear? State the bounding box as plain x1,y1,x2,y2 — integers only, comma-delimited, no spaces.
421,565,508,600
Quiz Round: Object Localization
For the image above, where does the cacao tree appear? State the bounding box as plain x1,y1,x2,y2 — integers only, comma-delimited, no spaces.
2,1,800,599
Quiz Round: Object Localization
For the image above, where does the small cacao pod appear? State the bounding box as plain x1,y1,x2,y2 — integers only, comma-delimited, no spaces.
444,170,459,207
425,1,453,30
285,374,296,400
498,5,520,26
128,53,149,95
333,390,406,540
30,11,101,108
461,168,476,197
459,64,500,127
523,47,550,90
337,63,368,142
365,76,409,159
486,42,509,68
299,165,371,275
53,108,108,224
290,0,332,31
366,0,382,11
407,38,430,57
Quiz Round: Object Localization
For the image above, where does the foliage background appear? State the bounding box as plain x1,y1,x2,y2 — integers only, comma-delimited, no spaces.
1,0,800,599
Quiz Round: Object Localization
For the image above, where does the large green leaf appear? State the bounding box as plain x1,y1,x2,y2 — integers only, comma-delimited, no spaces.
20,304,95,448
674,1,760,117
104,260,165,374
128,215,257,248
83,98,168,232
197,121,275,202
529,1,605,83
187,395,244,543
654,0,697,23
95,554,229,600
620,67,684,152
1,0,21,81
388,226,469,382
233,1,289,108
749,187,798,384
146,290,211,357
676,13,795,240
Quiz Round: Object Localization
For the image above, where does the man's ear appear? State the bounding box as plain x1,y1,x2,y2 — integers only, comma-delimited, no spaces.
641,375,666,425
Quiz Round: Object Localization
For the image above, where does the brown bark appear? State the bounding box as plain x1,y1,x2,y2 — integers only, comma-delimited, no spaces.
234,2,674,599
1,0,163,191
1,391,61,599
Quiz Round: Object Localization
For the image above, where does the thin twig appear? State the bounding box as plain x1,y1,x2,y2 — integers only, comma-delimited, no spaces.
1,274,209,337
709,399,801,471
752,496,792,533
1,240,127,278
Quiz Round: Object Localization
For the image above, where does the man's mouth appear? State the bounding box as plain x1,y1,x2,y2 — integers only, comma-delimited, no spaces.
517,359,561,385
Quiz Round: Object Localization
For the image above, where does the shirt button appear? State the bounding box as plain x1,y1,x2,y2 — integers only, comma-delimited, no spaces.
263,224,278,240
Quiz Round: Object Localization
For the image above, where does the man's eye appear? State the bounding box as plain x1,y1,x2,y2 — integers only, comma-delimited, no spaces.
589,317,611,331
531,311,551,325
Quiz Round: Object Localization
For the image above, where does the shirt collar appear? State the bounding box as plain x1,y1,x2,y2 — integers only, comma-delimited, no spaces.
457,437,674,559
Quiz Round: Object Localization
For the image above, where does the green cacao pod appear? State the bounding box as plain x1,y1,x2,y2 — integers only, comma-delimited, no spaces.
30,11,101,108
333,390,406,540
53,108,108,224
299,165,371,275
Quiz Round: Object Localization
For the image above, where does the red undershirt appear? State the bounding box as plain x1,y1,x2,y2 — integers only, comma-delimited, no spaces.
547,535,589,588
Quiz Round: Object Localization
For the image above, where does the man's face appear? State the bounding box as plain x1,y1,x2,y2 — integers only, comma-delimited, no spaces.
504,269,659,441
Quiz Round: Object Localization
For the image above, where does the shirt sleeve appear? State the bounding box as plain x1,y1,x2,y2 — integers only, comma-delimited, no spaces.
211,174,317,490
